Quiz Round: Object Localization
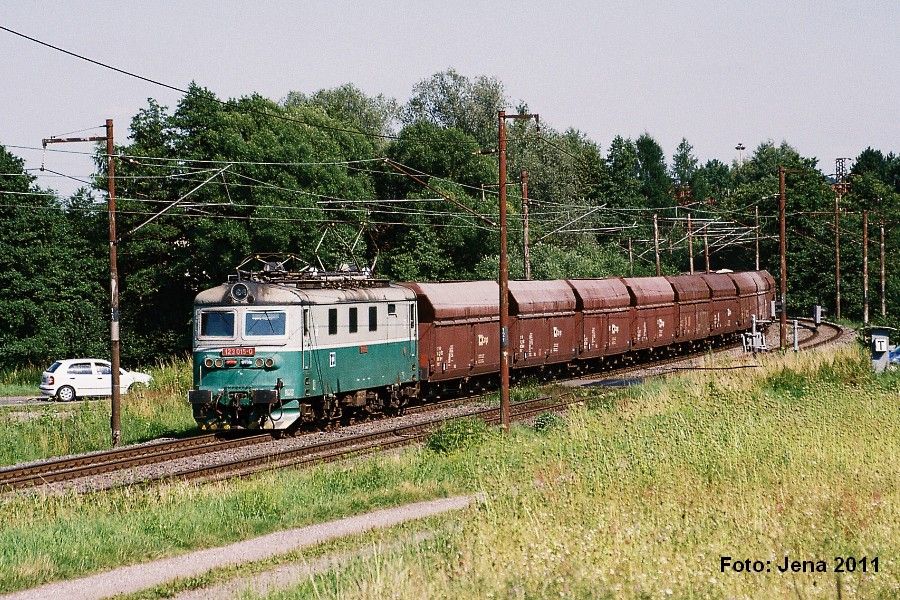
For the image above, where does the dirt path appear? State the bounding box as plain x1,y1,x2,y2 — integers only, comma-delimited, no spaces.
1,494,479,600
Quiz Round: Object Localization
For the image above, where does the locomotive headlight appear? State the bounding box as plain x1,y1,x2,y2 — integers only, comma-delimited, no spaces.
204,358,214,368
214,358,224,368
230,282,249,302
264,358,275,368
255,358,264,367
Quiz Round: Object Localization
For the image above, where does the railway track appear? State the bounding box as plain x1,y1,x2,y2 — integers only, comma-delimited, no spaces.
147,394,579,486
1,320,846,494
0,432,272,491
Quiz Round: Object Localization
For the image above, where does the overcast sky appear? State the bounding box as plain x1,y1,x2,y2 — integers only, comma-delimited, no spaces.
2,1,897,197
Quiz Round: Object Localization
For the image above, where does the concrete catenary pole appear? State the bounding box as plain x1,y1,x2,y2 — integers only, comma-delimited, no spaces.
497,111,511,431
653,213,661,276
755,205,760,271
834,192,841,319
521,170,530,280
778,166,787,350
881,220,886,318
704,228,710,272
687,213,694,274
41,119,120,447
497,111,538,431
106,119,121,447
627,237,633,276
863,210,869,325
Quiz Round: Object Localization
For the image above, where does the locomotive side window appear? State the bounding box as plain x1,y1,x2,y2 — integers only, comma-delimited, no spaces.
328,308,338,335
388,303,396,316
409,302,416,330
200,311,235,337
244,310,286,336
369,306,377,331
349,307,358,333
303,308,310,336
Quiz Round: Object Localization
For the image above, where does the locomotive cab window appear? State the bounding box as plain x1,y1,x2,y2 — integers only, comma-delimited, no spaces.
409,302,416,330
328,308,338,335
368,306,377,331
387,303,396,316
199,311,235,337
244,310,286,337
349,307,358,333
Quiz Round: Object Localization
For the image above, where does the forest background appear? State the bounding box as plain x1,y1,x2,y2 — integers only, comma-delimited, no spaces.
1,69,897,367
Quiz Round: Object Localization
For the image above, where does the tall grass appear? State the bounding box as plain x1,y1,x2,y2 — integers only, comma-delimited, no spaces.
0,358,196,465
268,347,900,599
0,364,44,396
0,347,896,598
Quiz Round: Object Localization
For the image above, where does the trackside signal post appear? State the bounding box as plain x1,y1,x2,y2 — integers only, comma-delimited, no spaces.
43,119,121,447
498,110,538,431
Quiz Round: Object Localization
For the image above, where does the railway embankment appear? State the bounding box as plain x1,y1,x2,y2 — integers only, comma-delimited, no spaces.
1,342,896,599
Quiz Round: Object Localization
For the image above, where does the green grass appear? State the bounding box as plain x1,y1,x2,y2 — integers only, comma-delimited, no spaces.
0,358,196,465
0,347,897,599
0,364,43,396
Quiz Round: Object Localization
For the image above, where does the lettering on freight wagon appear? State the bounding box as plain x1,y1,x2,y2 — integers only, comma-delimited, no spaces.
477,334,489,346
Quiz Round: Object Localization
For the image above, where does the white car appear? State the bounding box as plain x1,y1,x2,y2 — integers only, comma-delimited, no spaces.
39,359,153,402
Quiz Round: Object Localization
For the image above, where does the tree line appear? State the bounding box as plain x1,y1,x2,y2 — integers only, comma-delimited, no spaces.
1,69,897,368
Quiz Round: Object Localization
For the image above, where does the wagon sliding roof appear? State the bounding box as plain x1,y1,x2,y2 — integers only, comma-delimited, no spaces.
665,275,711,302
622,276,675,305
566,278,631,310
699,273,737,298
728,272,759,295
400,281,499,321
508,280,576,315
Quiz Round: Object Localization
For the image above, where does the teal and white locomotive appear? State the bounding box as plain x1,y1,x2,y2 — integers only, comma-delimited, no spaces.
189,257,420,430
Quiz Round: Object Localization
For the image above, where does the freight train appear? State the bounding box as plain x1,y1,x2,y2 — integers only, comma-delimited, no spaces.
188,260,775,431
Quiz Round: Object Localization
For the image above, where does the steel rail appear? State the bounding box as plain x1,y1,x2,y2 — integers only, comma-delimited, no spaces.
0,432,271,491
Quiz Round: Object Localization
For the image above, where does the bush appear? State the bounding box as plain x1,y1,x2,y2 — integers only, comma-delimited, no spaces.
426,418,490,453
532,411,564,433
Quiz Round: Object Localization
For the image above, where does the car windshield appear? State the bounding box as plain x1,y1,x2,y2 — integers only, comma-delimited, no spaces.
200,311,235,337
47,361,62,373
245,311,286,336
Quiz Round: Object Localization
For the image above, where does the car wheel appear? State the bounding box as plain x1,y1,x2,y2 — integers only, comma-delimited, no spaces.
57,385,77,402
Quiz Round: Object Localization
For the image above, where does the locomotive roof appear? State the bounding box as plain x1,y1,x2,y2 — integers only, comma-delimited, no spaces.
194,281,415,306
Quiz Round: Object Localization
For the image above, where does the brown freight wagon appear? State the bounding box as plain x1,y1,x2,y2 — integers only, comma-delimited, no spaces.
728,271,759,328
508,280,579,369
665,274,712,342
566,278,632,360
622,277,677,350
400,281,500,384
700,273,740,335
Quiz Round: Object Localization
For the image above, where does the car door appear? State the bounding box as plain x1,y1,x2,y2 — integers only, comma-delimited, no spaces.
65,361,97,396
93,361,113,396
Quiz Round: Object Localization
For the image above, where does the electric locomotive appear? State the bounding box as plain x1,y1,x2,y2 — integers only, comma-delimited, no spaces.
189,258,420,430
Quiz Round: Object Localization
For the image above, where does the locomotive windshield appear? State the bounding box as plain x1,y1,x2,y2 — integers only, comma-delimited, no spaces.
199,311,235,337
245,310,286,336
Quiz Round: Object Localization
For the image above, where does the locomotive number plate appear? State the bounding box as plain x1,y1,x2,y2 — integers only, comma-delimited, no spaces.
221,347,255,357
